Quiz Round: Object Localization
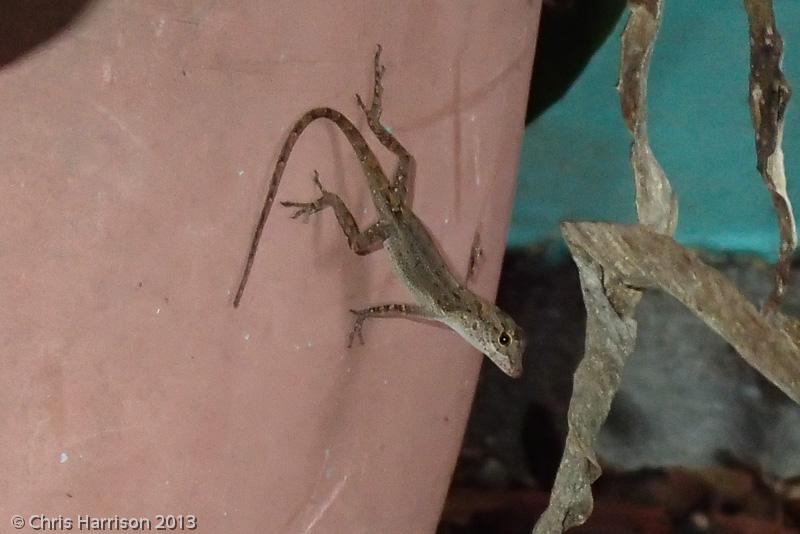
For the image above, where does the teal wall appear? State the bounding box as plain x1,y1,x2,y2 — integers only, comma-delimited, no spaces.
510,1,800,259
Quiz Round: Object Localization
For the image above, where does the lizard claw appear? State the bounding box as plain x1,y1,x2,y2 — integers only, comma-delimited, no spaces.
373,44,385,83
280,171,328,221
310,169,326,193
346,309,366,347
280,200,320,221
355,93,367,112
356,91,381,122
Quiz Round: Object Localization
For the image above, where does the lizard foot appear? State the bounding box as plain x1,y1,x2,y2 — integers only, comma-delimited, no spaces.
465,231,484,285
280,170,329,221
346,309,367,348
355,44,386,121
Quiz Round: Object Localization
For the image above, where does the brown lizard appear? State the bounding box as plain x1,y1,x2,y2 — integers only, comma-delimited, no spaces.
234,46,525,377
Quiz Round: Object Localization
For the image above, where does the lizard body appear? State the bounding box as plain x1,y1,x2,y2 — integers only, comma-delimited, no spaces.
234,46,525,377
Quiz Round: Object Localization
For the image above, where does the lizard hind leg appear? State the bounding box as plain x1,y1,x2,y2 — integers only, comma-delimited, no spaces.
280,170,387,255
356,44,387,122
355,45,416,200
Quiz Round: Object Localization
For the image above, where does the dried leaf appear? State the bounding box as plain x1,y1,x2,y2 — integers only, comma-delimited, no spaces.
618,0,677,235
531,248,638,533
533,222,800,533
563,222,800,404
532,2,799,532
744,0,795,311
532,1,671,531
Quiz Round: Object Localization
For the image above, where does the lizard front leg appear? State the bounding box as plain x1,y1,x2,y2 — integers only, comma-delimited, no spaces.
281,170,387,255
347,303,436,347
356,45,416,201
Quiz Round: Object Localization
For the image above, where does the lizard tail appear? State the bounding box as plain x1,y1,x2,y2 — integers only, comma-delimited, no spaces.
233,107,376,307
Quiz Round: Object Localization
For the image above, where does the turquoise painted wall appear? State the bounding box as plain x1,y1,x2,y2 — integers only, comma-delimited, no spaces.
510,1,800,259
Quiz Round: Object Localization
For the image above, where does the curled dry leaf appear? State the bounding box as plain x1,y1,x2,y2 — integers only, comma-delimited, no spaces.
532,1,798,533
533,1,671,532
531,242,639,533
618,0,677,235
744,0,795,312
563,222,800,404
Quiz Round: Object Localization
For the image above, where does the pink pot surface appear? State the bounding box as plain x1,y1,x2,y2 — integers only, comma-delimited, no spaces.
0,2,540,532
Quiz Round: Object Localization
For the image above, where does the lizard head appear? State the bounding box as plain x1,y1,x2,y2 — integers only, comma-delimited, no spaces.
447,300,526,378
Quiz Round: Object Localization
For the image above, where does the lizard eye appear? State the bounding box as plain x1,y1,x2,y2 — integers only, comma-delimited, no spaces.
498,332,511,346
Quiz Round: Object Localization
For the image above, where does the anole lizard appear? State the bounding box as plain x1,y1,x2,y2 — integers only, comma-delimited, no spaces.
234,46,526,378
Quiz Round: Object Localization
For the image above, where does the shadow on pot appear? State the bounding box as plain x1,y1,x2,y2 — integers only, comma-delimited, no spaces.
0,0,96,69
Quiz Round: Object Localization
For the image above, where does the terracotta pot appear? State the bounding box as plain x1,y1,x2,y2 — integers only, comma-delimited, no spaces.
0,2,540,532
